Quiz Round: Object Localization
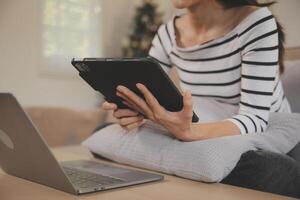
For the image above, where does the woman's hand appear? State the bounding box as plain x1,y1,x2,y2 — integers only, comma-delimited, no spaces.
116,83,198,141
102,101,145,130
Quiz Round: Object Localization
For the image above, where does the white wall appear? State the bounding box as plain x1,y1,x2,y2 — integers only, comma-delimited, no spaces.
101,0,175,57
0,0,101,109
271,0,300,47
0,0,174,109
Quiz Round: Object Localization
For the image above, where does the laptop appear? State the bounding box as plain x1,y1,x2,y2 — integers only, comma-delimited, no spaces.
0,93,163,195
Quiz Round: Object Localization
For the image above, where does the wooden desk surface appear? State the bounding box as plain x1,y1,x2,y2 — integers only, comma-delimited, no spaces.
0,145,295,200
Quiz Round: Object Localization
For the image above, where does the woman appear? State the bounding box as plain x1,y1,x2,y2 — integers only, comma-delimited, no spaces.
102,0,299,197
104,0,290,139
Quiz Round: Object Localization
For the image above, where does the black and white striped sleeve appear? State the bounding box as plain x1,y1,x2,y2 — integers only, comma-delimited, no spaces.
227,16,279,134
148,24,173,74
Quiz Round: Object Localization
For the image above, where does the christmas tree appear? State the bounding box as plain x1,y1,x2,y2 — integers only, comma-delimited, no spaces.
122,0,163,57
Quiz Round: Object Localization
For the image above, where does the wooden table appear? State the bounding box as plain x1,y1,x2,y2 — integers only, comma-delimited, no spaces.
0,145,295,200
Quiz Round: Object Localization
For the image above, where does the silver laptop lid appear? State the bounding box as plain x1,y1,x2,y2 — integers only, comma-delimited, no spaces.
0,93,76,194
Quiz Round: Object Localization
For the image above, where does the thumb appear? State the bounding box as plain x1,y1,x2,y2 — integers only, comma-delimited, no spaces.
102,101,117,110
182,90,193,118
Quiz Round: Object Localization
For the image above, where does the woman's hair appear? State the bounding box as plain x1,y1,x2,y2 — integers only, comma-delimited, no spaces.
217,0,285,73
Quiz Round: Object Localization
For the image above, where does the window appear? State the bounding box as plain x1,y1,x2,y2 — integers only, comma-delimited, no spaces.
40,0,103,76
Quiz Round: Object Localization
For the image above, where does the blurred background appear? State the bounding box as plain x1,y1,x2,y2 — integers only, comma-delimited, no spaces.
0,0,299,146
0,0,299,109
0,0,175,109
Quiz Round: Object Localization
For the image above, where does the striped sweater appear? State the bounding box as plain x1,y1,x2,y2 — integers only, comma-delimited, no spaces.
148,7,291,134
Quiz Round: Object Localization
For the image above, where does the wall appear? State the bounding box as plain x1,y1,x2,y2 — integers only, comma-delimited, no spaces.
101,0,175,57
0,0,101,109
270,0,300,47
0,0,174,109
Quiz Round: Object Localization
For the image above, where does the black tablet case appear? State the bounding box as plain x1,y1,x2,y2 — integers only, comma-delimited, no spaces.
72,58,199,122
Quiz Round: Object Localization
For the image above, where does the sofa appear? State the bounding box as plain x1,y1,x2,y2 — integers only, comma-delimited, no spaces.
281,48,300,161
25,107,106,147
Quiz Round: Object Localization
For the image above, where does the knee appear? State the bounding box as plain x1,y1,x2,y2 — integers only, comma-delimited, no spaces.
239,150,299,175
222,150,300,198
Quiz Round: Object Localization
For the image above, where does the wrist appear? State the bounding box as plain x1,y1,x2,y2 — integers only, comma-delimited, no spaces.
180,123,204,142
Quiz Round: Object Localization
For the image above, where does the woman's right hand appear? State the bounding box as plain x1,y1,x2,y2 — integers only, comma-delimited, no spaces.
102,101,145,130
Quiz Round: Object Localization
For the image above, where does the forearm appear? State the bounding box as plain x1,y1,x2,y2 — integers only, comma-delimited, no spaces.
184,121,240,141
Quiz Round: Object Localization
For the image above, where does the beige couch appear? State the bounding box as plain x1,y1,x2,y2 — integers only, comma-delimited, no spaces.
25,107,107,147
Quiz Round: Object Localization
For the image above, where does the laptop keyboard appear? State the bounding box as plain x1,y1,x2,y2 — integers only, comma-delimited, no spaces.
63,166,125,189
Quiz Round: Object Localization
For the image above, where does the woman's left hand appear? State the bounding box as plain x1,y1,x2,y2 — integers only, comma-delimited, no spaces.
116,83,197,141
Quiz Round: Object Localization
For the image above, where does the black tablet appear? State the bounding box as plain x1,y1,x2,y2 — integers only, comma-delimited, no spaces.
71,57,199,122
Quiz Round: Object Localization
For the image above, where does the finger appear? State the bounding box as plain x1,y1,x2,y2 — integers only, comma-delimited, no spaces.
116,91,145,114
136,83,165,114
117,86,153,118
125,119,146,131
102,101,117,110
117,91,138,110
181,90,193,118
113,109,139,118
122,101,146,116
119,116,144,126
